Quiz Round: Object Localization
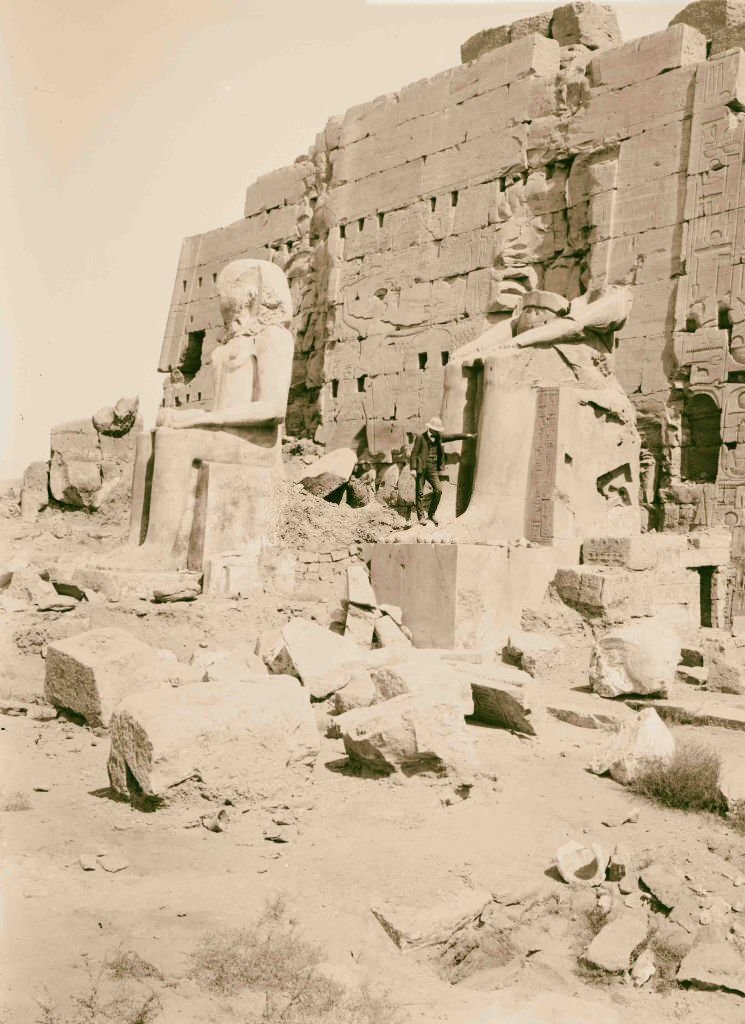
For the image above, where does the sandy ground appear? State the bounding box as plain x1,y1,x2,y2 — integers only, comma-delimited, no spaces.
3,496,745,1023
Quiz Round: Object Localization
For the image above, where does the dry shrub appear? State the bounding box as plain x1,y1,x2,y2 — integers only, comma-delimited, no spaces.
629,737,726,815
36,971,160,1024
192,896,400,1023
106,951,162,982
1,790,31,812
727,799,745,835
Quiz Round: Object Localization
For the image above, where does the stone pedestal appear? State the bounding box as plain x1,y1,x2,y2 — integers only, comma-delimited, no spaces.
371,541,578,648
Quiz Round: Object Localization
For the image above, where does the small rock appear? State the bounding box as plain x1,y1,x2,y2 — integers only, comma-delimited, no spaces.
591,708,675,785
27,704,57,722
79,853,97,871
606,845,630,883
202,809,230,833
583,911,649,973
677,941,745,995
639,863,686,911
152,581,200,603
97,853,129,873
631,947,656,987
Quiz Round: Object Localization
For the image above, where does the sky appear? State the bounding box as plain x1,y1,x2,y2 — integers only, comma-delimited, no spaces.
0,0,684,479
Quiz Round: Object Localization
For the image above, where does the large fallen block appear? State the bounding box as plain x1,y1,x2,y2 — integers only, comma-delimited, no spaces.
468,663,535,734
262,618,368,700
590,707,675,785
550,2,622,50
370,654,474,715
297,447,356,500
45,628,197,728
337,691,478,786
371,888,491,950
504,630,563,678
107,676,320,802
590,619,680,699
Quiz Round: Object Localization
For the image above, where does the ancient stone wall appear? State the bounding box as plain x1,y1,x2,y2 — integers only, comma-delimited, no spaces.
157,1,745,536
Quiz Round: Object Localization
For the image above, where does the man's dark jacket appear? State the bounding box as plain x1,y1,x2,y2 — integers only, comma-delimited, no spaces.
410,430,469,474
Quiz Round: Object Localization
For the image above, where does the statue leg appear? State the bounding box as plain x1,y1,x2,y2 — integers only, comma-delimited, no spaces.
140,428,202,560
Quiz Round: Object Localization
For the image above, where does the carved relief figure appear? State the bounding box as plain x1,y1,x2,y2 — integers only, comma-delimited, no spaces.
437,286,640,544
130,259,294,568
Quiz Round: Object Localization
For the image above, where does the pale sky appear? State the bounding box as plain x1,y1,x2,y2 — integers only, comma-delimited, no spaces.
0,0,682,479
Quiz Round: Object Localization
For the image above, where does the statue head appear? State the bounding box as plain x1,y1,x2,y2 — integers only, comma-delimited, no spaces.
216,259,293,338
514,290,570,334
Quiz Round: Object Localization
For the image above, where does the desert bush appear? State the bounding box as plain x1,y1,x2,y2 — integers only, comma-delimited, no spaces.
727,799,745,835
35,965,161,1024
192,896,400,1023
1,790,31,812
106,951,162,982
629,737,726,814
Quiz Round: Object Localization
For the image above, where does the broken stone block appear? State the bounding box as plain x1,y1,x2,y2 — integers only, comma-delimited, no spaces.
370,654,474,716
332,668,376,714
20,461,49,521
707,654,745,695
550,2,622,50
263,618,368,699
607,845,630,882
677,941,745,995
469,663,534,734
337,691,478,786
346,563,376,607
191,646,267,681
460,25,511,63
202,550,262,598
503,630,562,678
373,612,413,649
638,863,686,910
298,447,356,500
7,570,77,612
107,675,319,802
676,665,708,686
555,840,609,886
583,912,649,973
92,396,139,436
553,566,631,620
719,752,745,810
591,708,675,785
346,473,376,507
371,888,491,949
590,619,680,698
152,580,201,603
670,0,745,39
587,23,706,91
45,628,197,729
344,603,377,647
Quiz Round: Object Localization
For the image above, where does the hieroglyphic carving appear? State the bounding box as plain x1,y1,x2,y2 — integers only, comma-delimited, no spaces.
675,327,728,385
525,386,560,544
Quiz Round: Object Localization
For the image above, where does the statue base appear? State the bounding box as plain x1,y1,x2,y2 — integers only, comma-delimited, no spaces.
371,540,579,649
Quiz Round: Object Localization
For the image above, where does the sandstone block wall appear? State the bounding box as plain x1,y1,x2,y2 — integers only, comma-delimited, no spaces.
156,3,745,546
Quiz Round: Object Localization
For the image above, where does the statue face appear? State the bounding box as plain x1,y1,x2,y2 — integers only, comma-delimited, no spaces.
515,304,557,334
219,267,261,334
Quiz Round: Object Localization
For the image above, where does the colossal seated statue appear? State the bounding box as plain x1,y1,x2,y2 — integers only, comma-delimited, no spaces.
437,286,641,545
129,258,294,570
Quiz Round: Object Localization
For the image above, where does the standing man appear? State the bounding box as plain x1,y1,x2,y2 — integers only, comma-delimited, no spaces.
410,417,475,525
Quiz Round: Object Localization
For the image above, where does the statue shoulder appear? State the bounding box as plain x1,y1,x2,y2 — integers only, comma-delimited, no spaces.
257,324,294,352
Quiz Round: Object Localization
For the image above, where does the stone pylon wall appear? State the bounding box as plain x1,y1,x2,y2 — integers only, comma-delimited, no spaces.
157,1,745,533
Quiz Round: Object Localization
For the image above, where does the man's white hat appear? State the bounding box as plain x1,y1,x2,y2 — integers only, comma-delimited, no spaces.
426,417,444,432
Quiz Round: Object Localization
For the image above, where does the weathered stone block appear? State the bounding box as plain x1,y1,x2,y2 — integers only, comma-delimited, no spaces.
470,663,534,734
583,913,649,973
45,628,195,729
461,25,511,64
372,889,491,949
591,708,675,785
590,619,681,698
588,24,705,91
670,0,745,39
243,162,307,217
264,618,368,700
108,675,319,802
550,3,622,50
20,461,49,521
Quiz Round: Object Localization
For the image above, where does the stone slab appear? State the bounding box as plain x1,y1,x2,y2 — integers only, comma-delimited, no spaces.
588,23,706,91
625,686,745,731
371,542,572,648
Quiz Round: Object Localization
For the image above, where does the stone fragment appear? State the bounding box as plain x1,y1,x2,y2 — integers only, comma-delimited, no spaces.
469,663,534,734
639,863,686,910
719,752,745,810
373,612,413,649
677,941,745,994
550,2,622,50
20,461,49,521
79,853,97,871
92,396,139,436
592,708,675,785
263,619,368,700
607,845,630,882
460,25,511,63
346,474,376,507
370,655,474,715
45,628,196,729
346,563,376,607
670,0,745,39
555,840,609,886
338,691,478,785
97,852,129,873
708,654,745,695
192,647,267,682
631,947,656,986
332,668,376,714
379,603,403,625
503,630,562,677
371,888,491,949
676,665,708,686
7,570,76,612
152,580,201,603
107,676,319,802
590,620,680,699
298,448,356,500
345,603,377,647
27,703,57,722
583,912,648,973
